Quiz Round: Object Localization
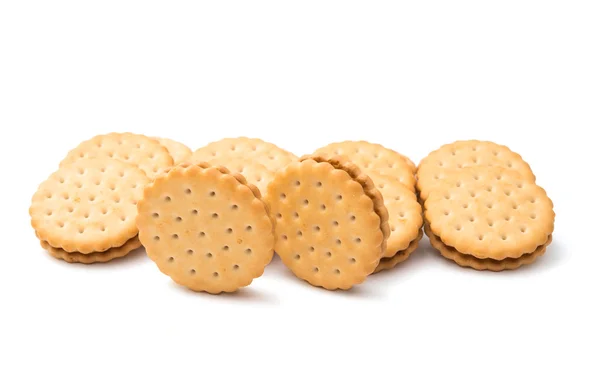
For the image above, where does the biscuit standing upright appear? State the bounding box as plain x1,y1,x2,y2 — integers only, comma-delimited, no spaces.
136,162,275,294
265,155,390,290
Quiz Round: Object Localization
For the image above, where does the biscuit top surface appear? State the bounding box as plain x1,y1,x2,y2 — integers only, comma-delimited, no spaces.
417,140,536,199
192,156,272,196
153,137,192,164
60,132,174,179
136,163,274,294
190,137,298,173
372,174,423,257
425,177,554,260
30,159,149,253
313,141,416,191
265,155,389,290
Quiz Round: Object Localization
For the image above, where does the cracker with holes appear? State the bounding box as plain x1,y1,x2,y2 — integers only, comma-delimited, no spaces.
136,162,275,294
153,137,192,164
417,140,536,201
313,140,416,192
424,168,555,271
265,155,390,290
373,174,422,259
30,159,149,254
60,132,174,179
189,137,298,194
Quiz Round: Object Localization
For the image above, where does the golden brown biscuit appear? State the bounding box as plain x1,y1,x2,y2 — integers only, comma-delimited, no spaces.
40,236,142,264
265,155,389,290
60,132,173,178
153,137,192,164
137,162,275,294
373,229,423,273
30,159,149,254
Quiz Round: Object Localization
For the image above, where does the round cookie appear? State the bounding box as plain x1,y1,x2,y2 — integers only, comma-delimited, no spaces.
30,159,149,254
136,162,275,294
425,224,552,271
371,174,422,258
265,155,390,290
190,137,298,173
417,140,536,200
40,236,142,264
313,140,416,192
373,229,423,273
153,137,192,164
60,132,174,179
425,179,554,260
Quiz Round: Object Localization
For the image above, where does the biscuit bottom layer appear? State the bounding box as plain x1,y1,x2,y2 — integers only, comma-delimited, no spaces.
40,236,141,264
424,225,552,271
373,229,423,274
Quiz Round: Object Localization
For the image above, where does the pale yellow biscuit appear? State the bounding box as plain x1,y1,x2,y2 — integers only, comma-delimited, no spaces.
40,236,142,264
190,137,298,173
425,179,554,260
60,132,174,178
136,162,275,294
153,137,192,164
373,229,423,273
30,159,149,254
425,224,551,271
371,174,422,258
265,155,389,290
313,140,416,192
417,140,536,201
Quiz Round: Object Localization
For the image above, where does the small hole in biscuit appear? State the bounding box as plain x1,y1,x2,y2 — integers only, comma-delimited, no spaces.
168,257,174,262
282,234,288,240
451,151,456,156
462,203,468,209
444,194,450,200
512,204,518,210
276,213,282,219
223,245,229,251
152,213,159,218
245,248,252,255
75,181,82,188
486,203,493,209
469,191,476,198
309,246,315,252
444,210,449,216
505,190,511,196
172,234,179,239
213,272,219,278
206,252,213,258
46,210,53,216
313,267,319,273
350,215,356,221
293,212,299,219
517,183,523,188
320,204,326,211
187,249,194,255
336,239,342,245
504,216,511,221
303,199,309,206
185,188,191,194
297,230,303,237
226,228,233,234
78,168,85,175
333,220,339,227
507,162,513,168
501,235,507,240
120,216,126,222
192,209,198,215
190,269,196,275
355,238,362,243
488,221,494,227
212,213,219,219
78,227,84,234
295,180,301,187
154,236,160,241
314,226,320,232
478,235,484,241
316,181,322,187
101,208,108,215
58,221,65,228
455,225,462,231
294,254,300,260
165,196,171,202
280,193,286,200
434,175,440,180
233,265,239,271
231,204,238,210
68,206,74,213
350,257,356,264
334,269,341,275
89,195,96,202
335,195,342,201
456,181,462,187
209,191,216,197
246,225,252,232
493,151,499,156
530,214,537,219
62,193,69,200
520,227,527,233
114,196,121,203
469,216,474,222
109,184,116,191
486,186,492,192
530,198,536,203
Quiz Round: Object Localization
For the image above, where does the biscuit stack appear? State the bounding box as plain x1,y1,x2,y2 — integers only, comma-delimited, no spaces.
416,140,555,271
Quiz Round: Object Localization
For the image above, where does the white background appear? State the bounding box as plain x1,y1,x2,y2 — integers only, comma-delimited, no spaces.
1,1,598,382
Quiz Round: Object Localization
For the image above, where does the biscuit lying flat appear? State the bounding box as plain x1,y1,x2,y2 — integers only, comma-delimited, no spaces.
60,132,174,179
424,168,555,270
30,159,149,254
313,140,416,192
265,155,390,290
417,140,536,202
136,163,275,294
